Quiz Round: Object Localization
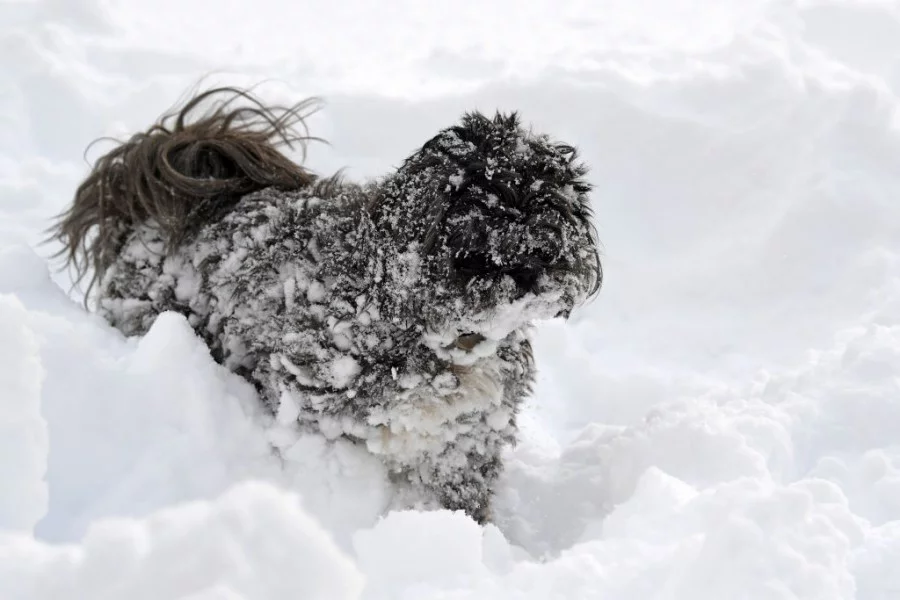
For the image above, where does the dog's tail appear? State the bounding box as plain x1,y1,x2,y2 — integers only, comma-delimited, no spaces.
48,86,321,296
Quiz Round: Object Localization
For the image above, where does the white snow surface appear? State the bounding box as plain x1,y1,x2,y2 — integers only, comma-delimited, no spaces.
4,0,900,598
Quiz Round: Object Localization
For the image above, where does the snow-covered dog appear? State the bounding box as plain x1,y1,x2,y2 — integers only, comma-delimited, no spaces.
52,87,602,522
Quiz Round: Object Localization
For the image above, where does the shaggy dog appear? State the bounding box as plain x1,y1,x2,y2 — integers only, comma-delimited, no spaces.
51,87,602,523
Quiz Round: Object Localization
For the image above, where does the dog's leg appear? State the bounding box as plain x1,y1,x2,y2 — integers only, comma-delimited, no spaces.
402,333,535,523
429,444,504,524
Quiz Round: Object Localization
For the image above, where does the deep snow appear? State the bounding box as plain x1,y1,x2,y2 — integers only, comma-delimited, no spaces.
2,0,900,598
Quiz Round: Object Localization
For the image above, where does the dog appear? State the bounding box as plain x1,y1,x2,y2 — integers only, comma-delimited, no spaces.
51,87,602,523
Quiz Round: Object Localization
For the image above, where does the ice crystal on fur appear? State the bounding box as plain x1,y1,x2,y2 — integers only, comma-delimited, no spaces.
51,88,602,522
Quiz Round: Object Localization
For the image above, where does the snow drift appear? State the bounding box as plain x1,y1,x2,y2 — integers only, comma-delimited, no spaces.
3,0,900,598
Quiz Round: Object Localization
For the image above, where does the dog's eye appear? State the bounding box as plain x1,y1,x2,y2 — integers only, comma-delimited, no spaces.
454,333,486,351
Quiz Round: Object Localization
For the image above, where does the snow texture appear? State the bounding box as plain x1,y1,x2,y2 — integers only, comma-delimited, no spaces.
0,294,47,533
0,481,364,600
4,0,900,598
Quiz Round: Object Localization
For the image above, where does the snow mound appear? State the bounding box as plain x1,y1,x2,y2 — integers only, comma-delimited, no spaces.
0,294,47,533
5,0,900,597
6,235,897,598
0,481,363,600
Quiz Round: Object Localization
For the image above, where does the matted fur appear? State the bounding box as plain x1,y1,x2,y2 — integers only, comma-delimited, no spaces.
50,87,602,522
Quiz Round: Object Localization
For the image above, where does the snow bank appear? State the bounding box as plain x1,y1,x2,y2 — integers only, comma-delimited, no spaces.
352,473,862,599
5,232,897,598
490,312,900,598
5,0,900,597
0,481,363,600
0,294,47,533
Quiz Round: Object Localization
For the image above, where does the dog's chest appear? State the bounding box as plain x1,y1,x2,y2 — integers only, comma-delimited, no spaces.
357,353,510,460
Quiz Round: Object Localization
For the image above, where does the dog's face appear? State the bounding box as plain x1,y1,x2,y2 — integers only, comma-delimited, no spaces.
373,112,602,357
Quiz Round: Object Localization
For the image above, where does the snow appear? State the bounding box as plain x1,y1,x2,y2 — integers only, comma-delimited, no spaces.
329,356,362,389
0,294,47,533
4,0,900,598
0,481,364,600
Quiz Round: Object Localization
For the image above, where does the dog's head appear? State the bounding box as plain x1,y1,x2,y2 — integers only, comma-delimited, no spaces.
371,111,602,356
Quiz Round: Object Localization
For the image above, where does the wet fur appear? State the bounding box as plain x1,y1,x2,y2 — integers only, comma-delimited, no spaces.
50,87,602,522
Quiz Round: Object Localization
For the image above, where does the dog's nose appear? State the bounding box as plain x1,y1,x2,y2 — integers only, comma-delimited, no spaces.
454,333,486,351
509,267,542,295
